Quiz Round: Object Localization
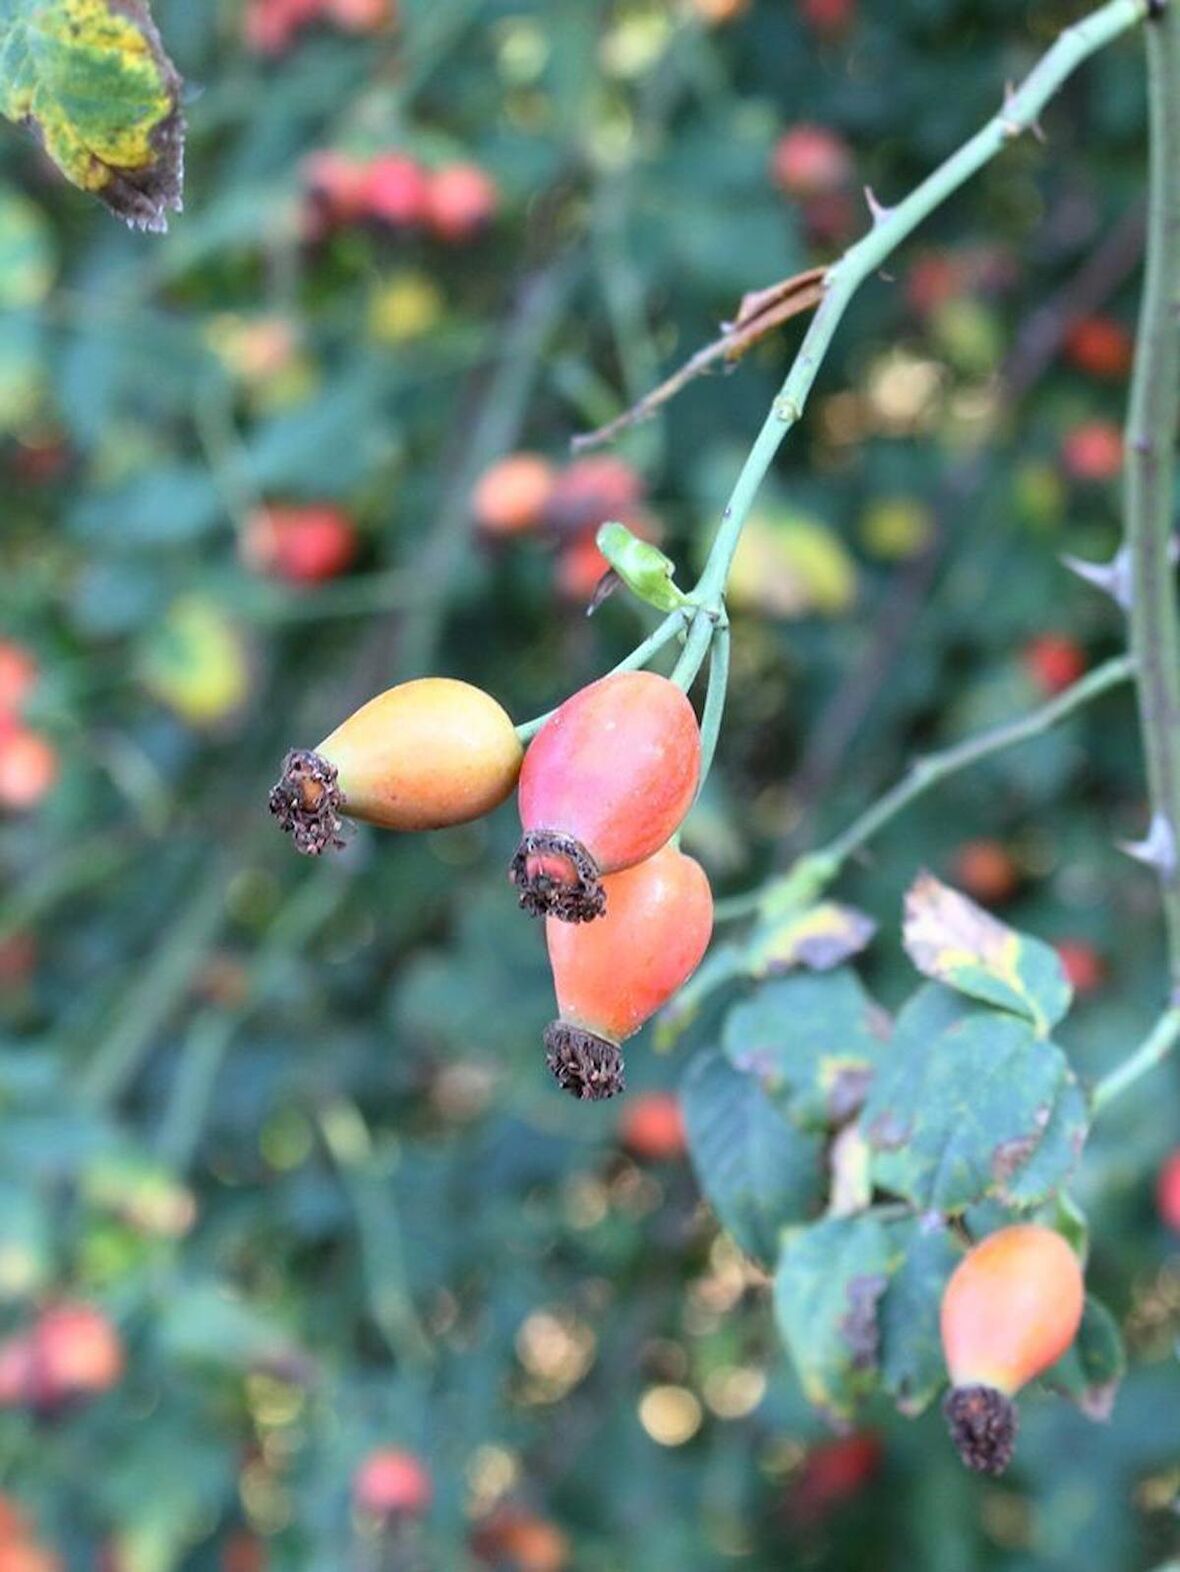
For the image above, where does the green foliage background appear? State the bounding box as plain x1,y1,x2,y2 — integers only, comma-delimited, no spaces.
2,0,1179,1568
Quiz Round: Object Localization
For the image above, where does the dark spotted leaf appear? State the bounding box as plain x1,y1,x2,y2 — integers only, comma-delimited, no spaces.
681,1050,825,1265
858,986,1088,1215
877,1216,961,1416
721,969,889,1131
0,0,184,231
903,872,1072,1037
773,1212,902,1425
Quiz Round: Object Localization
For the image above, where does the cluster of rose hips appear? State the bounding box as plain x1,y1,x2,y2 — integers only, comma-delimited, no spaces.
0,1302,123,1416
270,667,711,1099
0,641,57,814
472,451,660,603
302,149,498,244
245,0,392,55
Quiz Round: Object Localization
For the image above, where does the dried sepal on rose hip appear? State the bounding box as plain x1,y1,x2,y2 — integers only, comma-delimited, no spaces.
543,842,713,1100
511,671,701,922
269,678,522,854
940,1224,1084,1476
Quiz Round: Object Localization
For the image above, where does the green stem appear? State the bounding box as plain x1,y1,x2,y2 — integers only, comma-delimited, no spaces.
1092,1006,1180,1111
572,0,1146,722
717,654,1135,922
697,621,731,790
670,609,715,691
821,655,1137,873
1123,0,1180,1000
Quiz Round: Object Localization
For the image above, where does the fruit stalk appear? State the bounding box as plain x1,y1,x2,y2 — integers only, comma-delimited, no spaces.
1124,0,1180,999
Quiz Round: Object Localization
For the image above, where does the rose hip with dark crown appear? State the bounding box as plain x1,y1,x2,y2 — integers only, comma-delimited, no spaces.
270,678,522,854
940,1224,1083,1475
543,843,713,1099
511,671,701,922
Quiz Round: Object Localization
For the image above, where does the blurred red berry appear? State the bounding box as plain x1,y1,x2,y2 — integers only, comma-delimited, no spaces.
0,932,37,988
302,149,371,232
799,0,856,36
1024,633,1086,696
771,126,853,199
1061,420,1123,482
221,1532,268,1572
472,454,558,538
363,153,429,227
1157,1151,1180,1232
618,1093,687,1162
1056,940,1104,995
325,0,394,30
1063,315,1133,380
690,0,750,23
951,840,1019,905
30,1304,124,1407
543,457,646,537
0,728,58,812
789,1433,883,1525
353,1449,433,1519
472,1507,570,1571
241,505,358,584
425,164,498,243
905,251,967,316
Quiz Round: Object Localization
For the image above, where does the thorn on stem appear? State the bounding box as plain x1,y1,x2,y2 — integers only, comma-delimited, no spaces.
863,185,893,225
1060,548,1133,611
1120,812,1179,881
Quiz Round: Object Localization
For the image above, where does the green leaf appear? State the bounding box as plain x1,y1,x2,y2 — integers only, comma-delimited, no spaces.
721,969,889,1130
773,1212,901,1425
681,1050,825,1265
595,521,689,613
1044,1294,1126,1421
903,872,1072,1036
858,986,1088,1214
877,1217,961,1417
0,0,184,231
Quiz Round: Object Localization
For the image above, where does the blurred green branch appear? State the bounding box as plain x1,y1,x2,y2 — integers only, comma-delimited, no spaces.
1093,1006,1180,1111
715,654,1137,923
1123,0,1180,997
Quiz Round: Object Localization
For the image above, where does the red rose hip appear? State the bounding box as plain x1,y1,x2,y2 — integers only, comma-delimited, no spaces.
544,843,713,1099
940,1224,1084,1475
511,671,701,922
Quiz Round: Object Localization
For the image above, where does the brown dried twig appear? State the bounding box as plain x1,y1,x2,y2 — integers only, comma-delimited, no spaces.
571,266,827,454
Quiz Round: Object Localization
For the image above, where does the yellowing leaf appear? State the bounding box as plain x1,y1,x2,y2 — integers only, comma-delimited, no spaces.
727,509,856,619
0,0,184,231
140,597,251,727
0,184,53,306
746,900,877,977
902,871,1072,1036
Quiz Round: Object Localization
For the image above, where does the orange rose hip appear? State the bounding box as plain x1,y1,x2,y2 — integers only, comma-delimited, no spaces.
269,678,522,854
940,1224,1084,1475
544,843,713,1099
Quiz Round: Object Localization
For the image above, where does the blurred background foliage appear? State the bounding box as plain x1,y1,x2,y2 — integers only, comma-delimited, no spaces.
1,0,1179,1567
